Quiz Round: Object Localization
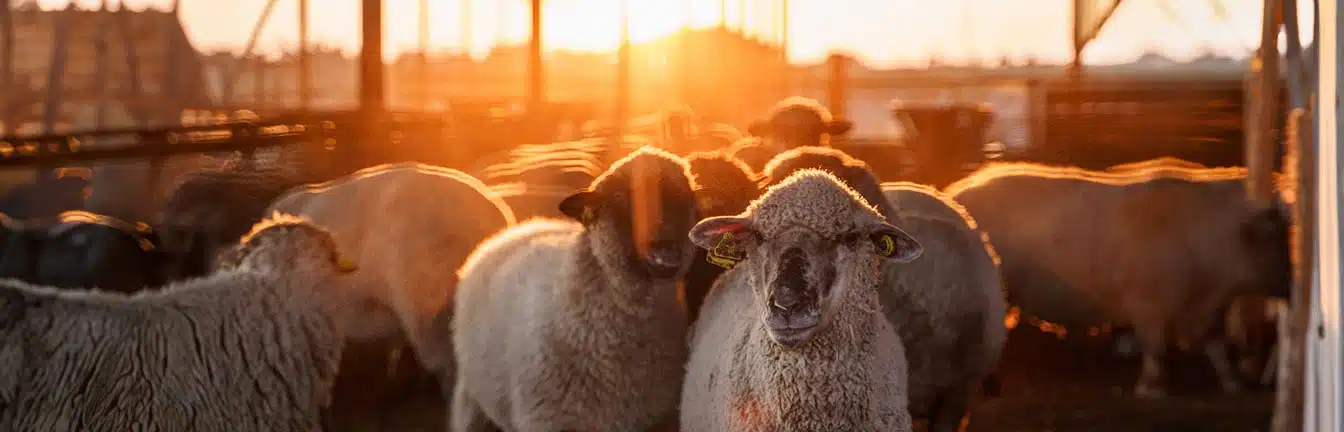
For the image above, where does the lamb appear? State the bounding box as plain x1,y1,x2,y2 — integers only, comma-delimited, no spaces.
880,181,1007,432
156,166,318,281
681,170,923,432
266,162,516,428
0,213,359,431
446,146,701,431
684,150,763,324
762,147,1005,429
946,161,1291,397
746,96,854,149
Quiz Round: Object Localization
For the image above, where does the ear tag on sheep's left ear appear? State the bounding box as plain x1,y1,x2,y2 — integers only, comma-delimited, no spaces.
876,234,897,257
708,232,744,269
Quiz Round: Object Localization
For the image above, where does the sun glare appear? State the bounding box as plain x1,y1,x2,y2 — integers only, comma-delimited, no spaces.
538,0,751,52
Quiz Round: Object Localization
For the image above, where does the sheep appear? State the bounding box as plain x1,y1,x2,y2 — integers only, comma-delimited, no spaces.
0,174,89,220
880,181,1007,432
762,147,1004,429
446,146,701,431
761,146,896,220
727,137,778,174
680,169,923,432
683,150,763,324
945,161,1291,397
266,162,516,428
746,96,854,150
32,211,167,293
156,167,316,281
0,213,359,431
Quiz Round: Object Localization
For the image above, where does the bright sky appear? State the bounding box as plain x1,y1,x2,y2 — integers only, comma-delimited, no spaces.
34,0,1316,67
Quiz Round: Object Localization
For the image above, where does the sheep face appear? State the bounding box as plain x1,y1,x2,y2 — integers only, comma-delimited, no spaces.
560,148,702,279
690,215,921,348
217,214,358,278
747,102,854,149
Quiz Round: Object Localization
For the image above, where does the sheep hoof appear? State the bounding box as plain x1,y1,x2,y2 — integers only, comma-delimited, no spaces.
1133,382,1167,399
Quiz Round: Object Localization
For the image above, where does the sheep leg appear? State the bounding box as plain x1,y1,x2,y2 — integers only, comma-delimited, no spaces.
1132,323,1168,398
450,381,501,432
1203,339,1243,393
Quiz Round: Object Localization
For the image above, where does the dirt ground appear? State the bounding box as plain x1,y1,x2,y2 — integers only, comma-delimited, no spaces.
326,325,1275,432
968,326,1275,432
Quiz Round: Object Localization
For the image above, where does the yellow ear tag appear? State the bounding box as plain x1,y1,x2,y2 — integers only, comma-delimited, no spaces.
581,206,596,224
877,234,896,257
336,255,359,273
708,232,745,270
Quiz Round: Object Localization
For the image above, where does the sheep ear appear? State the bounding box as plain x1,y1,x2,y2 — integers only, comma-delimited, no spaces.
826,120,854,136
869,222,922,262
559,191,600,224
747,121,770,137
689,217,759,269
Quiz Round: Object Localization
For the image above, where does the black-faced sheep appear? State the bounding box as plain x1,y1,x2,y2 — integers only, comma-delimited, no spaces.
0,213,359,431
267,162,517,428
681,170,922,432
156,167,316,281
946,162,1291,398
761,146,896,220
683,150,763,325
881,181,1007,432
0,211,167,293
0,174,89,220
746,96,854,150
447,146,701,431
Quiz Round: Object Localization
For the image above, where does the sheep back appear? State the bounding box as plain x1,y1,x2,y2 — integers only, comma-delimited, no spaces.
0,272,342,431
880,183,1006,419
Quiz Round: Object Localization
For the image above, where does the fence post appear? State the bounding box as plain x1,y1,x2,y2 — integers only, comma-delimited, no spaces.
826,53,847,121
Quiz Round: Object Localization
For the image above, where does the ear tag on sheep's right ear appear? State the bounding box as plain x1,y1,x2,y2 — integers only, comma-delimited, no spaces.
708,232,744,269
876,234,897,257
336,255,359,273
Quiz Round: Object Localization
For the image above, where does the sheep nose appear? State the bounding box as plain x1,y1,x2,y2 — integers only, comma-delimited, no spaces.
772,290,803,312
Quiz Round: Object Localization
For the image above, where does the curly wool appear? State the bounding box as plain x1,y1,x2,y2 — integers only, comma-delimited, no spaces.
681,170,913,432
448,147,697,431
0,254,345,431
880,183,1006,430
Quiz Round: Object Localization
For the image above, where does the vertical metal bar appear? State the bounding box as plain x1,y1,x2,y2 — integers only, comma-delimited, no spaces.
360,0,385,113
780,0,789,95
1248,0,1282,205
418,0,429,110
527,0,543,113
299,0,310,110
1070,0,1083,81
826,53,847,120
93,0,110,128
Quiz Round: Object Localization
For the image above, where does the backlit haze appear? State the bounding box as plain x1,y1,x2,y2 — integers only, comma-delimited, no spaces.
31,0,1314,66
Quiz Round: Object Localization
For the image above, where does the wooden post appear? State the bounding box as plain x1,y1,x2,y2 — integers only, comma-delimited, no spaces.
253,56,266,112
117,0,144,126
1069,0,1083,81
298,0,310,110
41,4,71,135
527,0,543,114
161,0,181,125
93,0,110,129
826,53,847,121
0,0,13,135
1275,107,1312,432
1247,0,1283,206
357,0,384,171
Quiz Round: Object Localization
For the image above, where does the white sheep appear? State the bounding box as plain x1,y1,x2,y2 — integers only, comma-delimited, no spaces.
447,146,701,431
881,181,1007,432
0,213,359,431
681,169,923,432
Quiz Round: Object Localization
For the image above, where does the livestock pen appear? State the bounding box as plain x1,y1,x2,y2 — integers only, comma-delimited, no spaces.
0,0,1333,431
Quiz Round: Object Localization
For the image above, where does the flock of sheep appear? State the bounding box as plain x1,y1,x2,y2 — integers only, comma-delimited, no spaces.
0,95,1291,431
